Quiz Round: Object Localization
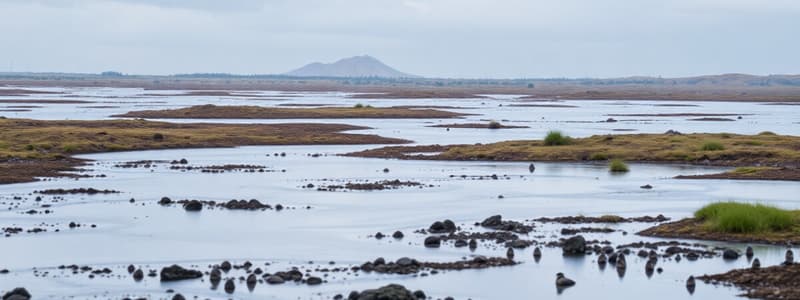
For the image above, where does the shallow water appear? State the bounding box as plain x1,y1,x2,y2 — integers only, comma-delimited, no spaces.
1,87,799,299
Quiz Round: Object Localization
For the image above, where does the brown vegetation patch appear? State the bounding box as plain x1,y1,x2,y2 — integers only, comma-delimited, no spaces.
113,104,466,119
0,89,62,96
0,99,91,104
350,91,487,99
0,118,407,184
506,104,578,108
535,215,670,224
607,113,749,117
676,167,800,181
637,218,800,245
427,123,529,129
698,264,800,299
345,133,800,169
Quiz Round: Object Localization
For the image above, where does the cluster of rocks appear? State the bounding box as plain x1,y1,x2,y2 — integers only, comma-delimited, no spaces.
698,262,800,299
560,227,616,235
160,265,203,282
158,198,301,212
357,256,515,275
112,160,169,169
2,288,30,300
478,215,534,234
448,174,512,180
168,164,272,173
534,214,669,224
337,284,433,300
313,180,428,191
34,188,120,195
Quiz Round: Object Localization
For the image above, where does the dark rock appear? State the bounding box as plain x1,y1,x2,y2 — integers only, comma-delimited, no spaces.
454,239,467,247
506,248,515,260
172,294,185,300
745,246,754,257
182,200,202,211
127,264,135,273
640,184,653,189
220,260,232,272
481,215,502,227
307,276,322,285
158,197,172,205
752,258,761,269
246,274,257,285
529,163,536,172
412,290,426,299
266,275,284,284
160,265,202,282
132,269,144,281
374,232,385,239
353,284,417,300
468,239,477,249
424,236,441,248
722,249,740,260
396,257,417,267
209,268,221,283
392,231,404,239
562,235,586,255
224,279,235,294
428,220,456,233
555,273,575,287
2,288,30,300
533,247,542,258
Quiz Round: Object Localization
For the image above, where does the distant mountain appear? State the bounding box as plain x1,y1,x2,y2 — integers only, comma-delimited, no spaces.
285,55,419,78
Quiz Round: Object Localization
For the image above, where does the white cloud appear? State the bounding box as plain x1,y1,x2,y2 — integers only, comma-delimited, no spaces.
0,0,797,77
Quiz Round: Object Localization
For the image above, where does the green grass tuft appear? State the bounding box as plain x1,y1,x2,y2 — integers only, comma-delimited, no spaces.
695,202,795,233
608,159,629,172
701,141,725,151
543,131,572,146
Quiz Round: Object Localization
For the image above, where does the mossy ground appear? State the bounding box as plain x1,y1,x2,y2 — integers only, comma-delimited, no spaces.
0,118,408,184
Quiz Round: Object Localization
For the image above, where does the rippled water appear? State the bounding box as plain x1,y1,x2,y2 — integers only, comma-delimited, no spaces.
1,87,799,299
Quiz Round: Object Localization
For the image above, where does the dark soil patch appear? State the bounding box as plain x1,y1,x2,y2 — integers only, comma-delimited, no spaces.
606,113,750,117
350,91,486,99
676,167,800,181
698,264,800,299
688,117,736,121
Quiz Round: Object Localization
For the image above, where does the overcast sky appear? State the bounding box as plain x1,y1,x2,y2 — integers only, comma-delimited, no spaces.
1,0,798,78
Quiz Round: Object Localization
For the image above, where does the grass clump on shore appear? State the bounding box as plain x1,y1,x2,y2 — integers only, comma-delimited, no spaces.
695,202,796,233
701,141,725,151
608,159,629,172
543,131,572,146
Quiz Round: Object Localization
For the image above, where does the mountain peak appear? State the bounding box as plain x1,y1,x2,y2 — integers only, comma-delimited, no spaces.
285,55,419,78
